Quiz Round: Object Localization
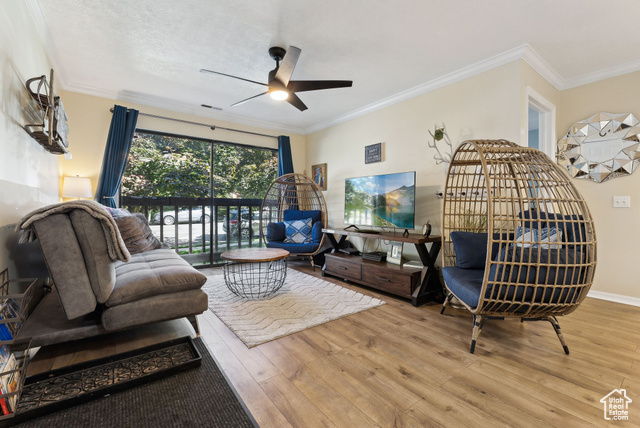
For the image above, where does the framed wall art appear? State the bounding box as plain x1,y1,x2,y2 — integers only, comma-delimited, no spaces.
311,163,327,190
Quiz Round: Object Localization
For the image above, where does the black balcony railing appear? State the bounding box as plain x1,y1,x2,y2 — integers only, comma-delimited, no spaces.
120,196,270,267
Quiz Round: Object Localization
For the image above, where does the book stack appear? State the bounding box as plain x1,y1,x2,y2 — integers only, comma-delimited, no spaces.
0,299,21,342
0,345,18,415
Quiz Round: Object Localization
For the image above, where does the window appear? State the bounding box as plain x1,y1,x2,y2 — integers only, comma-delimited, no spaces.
120,130,278,262
121,131,277,199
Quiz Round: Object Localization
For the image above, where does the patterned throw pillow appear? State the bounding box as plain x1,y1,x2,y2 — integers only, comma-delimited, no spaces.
104,207,132,219
283,218,313,244
515,226,562,249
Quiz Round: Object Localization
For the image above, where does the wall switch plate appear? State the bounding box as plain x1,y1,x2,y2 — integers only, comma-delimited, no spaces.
613,196,631,208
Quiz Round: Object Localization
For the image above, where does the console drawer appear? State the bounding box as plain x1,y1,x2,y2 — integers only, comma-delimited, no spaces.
362,264,414,297
325,255,362,280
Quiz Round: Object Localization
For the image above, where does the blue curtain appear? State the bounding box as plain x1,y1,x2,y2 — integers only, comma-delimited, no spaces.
277,135,294,176
95,105,139,208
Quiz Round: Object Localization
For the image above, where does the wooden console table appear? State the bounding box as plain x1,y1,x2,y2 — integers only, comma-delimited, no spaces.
321,228,443,306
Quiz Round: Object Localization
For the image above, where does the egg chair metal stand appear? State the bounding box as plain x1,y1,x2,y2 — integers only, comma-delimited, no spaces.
260,173,328,269
440,140,597,354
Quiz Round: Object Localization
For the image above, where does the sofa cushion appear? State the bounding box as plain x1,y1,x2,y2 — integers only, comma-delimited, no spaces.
69,210,116,304
265,240,320,254
283,209,322,224
283,218,313,244
33,213,98,319
115,213,162,254
102,289,208,331
107,249,206,307
266,222,286,242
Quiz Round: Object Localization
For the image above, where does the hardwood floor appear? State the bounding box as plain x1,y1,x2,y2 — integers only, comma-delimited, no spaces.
29,261,640,427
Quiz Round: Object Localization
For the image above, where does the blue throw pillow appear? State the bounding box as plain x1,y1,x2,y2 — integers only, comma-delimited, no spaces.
284,218,313,244
266,222,286,242
284,209,322,224
450,232,488,269
311,221,323,243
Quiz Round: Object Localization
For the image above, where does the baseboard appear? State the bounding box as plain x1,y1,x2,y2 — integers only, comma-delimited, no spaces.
587,290,640,307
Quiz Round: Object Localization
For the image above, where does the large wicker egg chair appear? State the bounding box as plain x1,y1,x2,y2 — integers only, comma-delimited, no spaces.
260,173,328,269
440,140,596,354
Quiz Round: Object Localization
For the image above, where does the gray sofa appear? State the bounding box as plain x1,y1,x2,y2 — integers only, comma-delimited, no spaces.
16,209,208,347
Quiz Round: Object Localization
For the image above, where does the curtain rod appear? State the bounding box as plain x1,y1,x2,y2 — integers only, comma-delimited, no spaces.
109,108,279,139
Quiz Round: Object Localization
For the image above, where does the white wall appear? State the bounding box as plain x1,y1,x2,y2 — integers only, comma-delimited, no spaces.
307,60,640,300
306,61,522,255
558,71,640,300
0,1,60,276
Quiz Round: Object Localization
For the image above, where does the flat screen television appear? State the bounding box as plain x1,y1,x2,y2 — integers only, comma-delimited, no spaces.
344,171,416,229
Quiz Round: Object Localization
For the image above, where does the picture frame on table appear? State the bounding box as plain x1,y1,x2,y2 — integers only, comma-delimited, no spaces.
311,163,327,191
386,241,404,265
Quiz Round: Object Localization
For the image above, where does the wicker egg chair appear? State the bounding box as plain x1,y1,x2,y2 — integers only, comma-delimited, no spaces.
260,173,328,269
441,140,597,354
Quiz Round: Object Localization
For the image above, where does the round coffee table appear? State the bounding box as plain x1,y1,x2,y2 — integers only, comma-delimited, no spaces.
220,248,289,298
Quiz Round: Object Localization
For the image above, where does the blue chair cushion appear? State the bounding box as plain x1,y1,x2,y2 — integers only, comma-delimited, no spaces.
442,267,485,307
444,246,584,309
450,232,513,270
284,209,322,224
265,241,320,254
311,221,323,243
518,209,548,229
284,218,313,244
450,232,487,269
266,222,286,242
518,210,586,246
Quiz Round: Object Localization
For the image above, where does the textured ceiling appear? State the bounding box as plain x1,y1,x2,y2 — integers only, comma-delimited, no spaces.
33,0,640,133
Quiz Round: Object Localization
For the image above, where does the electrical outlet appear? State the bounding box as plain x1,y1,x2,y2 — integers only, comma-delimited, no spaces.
613,196,631,208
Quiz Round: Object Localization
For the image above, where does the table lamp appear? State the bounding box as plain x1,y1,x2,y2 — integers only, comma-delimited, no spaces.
62,176,93,199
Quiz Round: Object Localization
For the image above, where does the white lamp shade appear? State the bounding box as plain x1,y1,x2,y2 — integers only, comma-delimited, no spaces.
62,176,93,198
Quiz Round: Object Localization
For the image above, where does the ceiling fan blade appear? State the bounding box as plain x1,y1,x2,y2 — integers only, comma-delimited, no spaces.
200,69,268,87
274,46,301,87
288,80,353,92
231,92,268,107
286,93,308,111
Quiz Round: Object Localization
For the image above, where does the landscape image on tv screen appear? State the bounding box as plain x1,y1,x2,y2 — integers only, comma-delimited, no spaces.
344,171,415,229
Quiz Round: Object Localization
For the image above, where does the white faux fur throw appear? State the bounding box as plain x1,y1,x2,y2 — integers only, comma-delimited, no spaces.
15,200,131,262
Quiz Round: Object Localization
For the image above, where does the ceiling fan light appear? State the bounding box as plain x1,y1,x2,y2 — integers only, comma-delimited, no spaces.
270,90,289,101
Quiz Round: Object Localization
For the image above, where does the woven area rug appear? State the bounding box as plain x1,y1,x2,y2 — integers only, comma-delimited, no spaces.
16,338,256,428
203,269,386,347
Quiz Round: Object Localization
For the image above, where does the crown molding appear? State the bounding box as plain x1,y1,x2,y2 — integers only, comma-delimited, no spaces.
520,45,565,90
115,90,306,135
306,45,537,134
562,59,640,90
24,0,70,89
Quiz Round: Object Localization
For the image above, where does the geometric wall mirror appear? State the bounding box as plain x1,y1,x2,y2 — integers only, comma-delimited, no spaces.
557,112,640,183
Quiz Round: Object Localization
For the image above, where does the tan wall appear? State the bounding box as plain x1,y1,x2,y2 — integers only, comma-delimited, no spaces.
60,91,306,196
0,1,60,275
558,71,640,299
306,61,522,256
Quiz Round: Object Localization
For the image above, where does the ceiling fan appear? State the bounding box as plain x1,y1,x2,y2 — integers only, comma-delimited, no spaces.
200,46,352,111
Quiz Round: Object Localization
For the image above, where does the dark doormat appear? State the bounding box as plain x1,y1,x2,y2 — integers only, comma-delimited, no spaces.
14,337,256,428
